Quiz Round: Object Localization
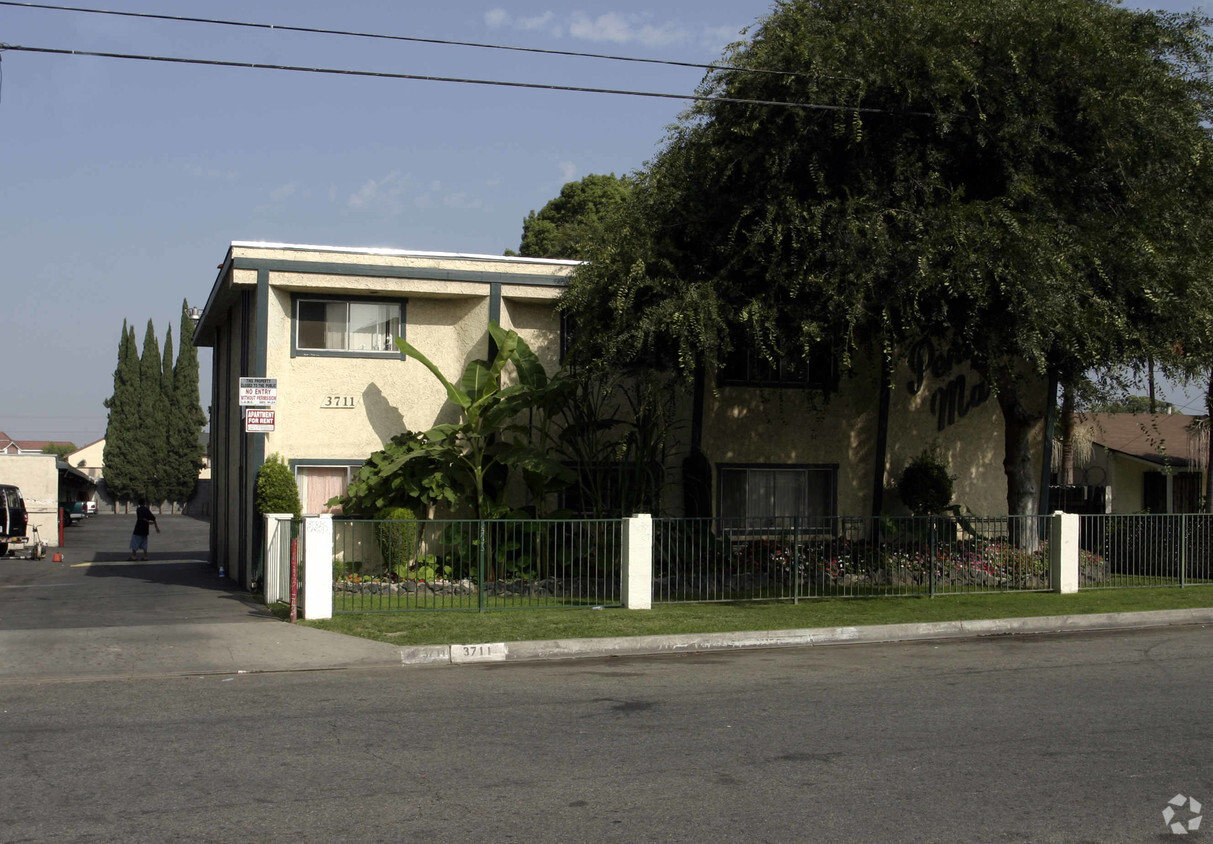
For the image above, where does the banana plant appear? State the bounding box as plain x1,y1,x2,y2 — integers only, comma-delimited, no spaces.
388,322,574,520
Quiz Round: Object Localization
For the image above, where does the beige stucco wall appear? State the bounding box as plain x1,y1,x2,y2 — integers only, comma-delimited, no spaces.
0,455,61,546
259,285,493,460
700,346,1044,518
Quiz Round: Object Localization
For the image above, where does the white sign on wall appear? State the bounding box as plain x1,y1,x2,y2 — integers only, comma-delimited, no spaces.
239,377,278,406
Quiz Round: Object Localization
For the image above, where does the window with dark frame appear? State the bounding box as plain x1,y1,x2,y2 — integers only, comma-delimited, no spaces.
717,339,834,389
296,298,402,354
718,465,836,527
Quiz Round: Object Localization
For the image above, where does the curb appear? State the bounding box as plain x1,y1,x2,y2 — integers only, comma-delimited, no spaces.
396,607,1213,667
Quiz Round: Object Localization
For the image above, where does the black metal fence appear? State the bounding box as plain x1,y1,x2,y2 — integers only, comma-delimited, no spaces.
1078,514,1213,588
331,518,623,613
309,512,1213,614
652,515,1054,602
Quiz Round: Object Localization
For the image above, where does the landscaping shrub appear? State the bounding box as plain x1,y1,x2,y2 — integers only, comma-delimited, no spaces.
374,506,419,578
255,453,301,518
897,445,955,515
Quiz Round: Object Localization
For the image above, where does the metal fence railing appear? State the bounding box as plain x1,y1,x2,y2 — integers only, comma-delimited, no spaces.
652,515,1053,603
331,518,623,613
1079,514,1213,588
312,512,1213,615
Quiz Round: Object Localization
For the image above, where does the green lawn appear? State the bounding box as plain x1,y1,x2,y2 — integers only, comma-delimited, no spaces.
291,586,1213,647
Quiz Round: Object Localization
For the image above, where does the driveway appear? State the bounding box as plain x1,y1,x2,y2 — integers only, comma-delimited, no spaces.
0,513,402,682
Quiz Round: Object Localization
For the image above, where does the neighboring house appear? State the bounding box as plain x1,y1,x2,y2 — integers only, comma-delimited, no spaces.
0,432,75,456
194,241,1047,588
1060,412,1208,513
68,438,106,481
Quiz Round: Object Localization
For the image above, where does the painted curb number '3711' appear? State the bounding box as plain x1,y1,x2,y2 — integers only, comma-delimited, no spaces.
451,642,508,663
321,396,356,408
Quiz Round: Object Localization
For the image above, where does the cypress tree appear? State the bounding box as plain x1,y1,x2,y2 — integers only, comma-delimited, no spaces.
169,300,207,506
136,320,168,504
103,322,141,504
161,327,178,504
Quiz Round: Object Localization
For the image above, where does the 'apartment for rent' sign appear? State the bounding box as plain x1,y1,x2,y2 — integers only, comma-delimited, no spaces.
245,409,275,432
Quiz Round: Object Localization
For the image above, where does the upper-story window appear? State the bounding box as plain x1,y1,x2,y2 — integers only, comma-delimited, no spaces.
294,297,404,356
718,341,834,389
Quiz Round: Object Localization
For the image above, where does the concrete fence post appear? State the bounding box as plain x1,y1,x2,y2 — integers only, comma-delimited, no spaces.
262,514,291,604
302,514,334,620
1049,511,1079,594
622,513,653,610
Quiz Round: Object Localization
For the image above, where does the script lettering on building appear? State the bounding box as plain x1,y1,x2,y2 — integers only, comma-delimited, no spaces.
906,338,990,432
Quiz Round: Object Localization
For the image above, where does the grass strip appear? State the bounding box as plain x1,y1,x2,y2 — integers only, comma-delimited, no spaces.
291,586,1213,647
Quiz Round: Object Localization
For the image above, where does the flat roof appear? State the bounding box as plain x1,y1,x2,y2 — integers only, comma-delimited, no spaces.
230,241,582,267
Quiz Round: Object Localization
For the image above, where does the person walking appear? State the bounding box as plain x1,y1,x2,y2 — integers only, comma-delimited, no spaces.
129,500,160,561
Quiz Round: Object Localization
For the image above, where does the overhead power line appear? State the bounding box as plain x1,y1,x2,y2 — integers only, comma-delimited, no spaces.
0,0,814,80
0,44,932,115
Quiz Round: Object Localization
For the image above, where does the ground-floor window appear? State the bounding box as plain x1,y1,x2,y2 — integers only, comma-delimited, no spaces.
717,464,836,527
293,463,360,514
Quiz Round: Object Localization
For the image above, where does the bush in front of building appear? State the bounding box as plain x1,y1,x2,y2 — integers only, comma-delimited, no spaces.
255,453,301,519
374,506,419,578
897,445,955,516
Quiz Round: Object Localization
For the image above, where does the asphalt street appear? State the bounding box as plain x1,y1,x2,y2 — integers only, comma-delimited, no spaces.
1,625,1209,842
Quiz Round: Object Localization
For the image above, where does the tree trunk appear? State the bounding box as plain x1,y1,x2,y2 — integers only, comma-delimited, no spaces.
997,387,1041,550
1060,386,1075,485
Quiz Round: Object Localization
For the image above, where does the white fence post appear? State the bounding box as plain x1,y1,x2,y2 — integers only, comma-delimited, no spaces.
262,514,291,604
622,513,653,610
1050,511,1079,594
302,514,334,620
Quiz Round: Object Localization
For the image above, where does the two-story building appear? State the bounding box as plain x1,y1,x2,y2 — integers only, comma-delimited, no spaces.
194,241,1045,587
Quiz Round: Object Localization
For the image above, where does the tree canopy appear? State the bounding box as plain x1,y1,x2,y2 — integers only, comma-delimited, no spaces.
561,0,1213,514
509,173,632,260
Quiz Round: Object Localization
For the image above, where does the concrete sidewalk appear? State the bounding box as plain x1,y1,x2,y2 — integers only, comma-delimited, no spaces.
3,513,1210,681
399,606,1213,666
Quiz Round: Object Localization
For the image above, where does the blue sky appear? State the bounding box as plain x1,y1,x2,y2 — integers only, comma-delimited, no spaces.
0,0,1209,446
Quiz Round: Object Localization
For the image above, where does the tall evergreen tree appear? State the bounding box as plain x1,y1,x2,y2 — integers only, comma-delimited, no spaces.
168,300,207,505
161,326,177,502
135,320,169,504
103,322,141,503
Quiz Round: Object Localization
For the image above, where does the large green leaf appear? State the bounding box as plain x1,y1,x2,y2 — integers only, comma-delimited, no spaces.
486,326,520,383
496,447,577,483
510,334,549,390
395,337,470,410
460,359,495,402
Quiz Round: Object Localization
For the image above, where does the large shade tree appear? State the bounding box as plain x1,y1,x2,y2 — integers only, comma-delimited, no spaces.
562,0,1213,516
508,173,632,260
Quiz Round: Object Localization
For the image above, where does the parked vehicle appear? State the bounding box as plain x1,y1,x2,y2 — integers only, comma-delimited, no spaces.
83,500,97,516
61,501,85,526
1,484,29,556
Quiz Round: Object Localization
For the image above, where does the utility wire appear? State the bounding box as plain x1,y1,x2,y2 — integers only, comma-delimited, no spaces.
0,0,821,81
0,44,933,115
